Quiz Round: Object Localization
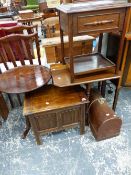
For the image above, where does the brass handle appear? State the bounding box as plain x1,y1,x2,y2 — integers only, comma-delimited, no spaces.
83,20,114,27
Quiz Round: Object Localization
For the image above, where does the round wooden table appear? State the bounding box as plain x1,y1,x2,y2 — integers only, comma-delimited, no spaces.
0,65,51,94
0,65,51,138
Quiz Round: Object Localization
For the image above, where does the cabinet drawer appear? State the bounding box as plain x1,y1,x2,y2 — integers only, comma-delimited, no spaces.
76,9,125,34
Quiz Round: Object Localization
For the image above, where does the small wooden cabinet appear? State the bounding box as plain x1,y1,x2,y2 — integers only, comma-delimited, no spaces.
23,85,88,145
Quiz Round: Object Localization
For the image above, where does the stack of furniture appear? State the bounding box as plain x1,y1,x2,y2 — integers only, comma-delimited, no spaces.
1,0,131,145
42,16,59,38
42,8,58,19
52,1,131,111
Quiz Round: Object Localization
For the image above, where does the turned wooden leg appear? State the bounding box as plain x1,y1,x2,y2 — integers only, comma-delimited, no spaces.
98,33,103,53
101,81,106,98
29,117,42,145
98,81,102,91
112,78,121,111
85,84,92,125
80,104,85,135
59,11,65,64
85,83,92,99
21,116,31,139
0,121,2,128
17,94,22,106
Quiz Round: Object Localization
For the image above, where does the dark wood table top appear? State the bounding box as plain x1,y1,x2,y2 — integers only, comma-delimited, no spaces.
0,65,51,94
23,85,88,116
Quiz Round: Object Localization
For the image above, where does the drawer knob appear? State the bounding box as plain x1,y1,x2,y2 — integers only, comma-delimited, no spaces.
83,20,114,27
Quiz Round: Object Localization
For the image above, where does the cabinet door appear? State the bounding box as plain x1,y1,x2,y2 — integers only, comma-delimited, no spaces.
60,106,80,129
33,112,58,131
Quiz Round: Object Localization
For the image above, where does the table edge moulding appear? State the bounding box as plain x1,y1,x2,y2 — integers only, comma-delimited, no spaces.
0,65,51,94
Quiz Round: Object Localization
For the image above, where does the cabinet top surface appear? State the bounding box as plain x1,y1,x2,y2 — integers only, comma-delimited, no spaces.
57,0,129,13
23,85,88,115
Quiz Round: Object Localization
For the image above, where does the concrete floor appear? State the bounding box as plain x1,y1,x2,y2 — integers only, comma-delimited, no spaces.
0,87,131,175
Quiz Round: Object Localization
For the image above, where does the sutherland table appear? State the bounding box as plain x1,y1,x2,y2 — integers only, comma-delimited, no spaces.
55,1,131,109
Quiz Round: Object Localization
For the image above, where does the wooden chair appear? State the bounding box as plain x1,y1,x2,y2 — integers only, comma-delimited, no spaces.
17,14,43,35
42,16,59,38
0,24,38,38
0,32,41,71
42,8,58,19
0,25,38,107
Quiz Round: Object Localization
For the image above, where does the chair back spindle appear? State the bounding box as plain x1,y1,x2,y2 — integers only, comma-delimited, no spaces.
0,32,40,71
